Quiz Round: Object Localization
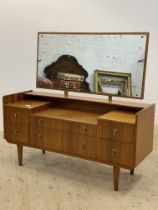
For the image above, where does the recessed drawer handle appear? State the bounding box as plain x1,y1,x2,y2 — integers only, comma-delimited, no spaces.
38,119,43,125
112,148,117,155
38,134,42,139
14,129,18,135
81,143,87,149
14,113,18,118
81,127,87,131
113,128,119,136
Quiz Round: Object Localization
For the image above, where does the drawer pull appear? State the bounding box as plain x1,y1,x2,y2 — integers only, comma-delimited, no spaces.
81,127,87,131
38,119,43,126
38,134,42,140
112,148,117,155
81,126,88,134
113,128,119,136
14,113,18,118
14,129,18,136
81,143,87,149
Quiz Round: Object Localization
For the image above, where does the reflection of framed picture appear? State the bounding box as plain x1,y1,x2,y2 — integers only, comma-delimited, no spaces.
94,70,132,96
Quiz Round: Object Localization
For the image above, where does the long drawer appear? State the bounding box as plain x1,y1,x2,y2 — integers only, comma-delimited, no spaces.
31,116,97,136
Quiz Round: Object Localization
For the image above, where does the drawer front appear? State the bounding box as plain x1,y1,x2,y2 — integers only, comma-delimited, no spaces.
73,134,97,159
31,117,62,130
62,121,97,137
99,120,135,143
5,106,29,125
98,138,135,168
30,127,62,151
5,125,29,143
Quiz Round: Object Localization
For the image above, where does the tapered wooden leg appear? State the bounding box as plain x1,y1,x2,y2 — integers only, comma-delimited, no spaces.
17,145,23,166
113,166,120,191
130,169,134,175
42,150,46,154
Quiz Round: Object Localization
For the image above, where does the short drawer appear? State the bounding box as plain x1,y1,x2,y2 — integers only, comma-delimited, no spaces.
98,138,135,168
5,106,29,125
99,120,135,143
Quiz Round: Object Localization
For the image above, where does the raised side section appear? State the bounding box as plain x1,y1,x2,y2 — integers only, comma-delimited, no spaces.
3,91,31,139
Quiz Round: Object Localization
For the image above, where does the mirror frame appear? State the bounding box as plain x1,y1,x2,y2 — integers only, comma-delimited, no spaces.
36,32,149,99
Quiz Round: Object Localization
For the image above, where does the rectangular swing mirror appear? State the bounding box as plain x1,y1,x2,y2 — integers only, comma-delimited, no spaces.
36,32,149,99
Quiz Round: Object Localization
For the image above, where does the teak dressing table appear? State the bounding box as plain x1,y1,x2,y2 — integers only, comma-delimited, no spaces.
3,90,155,190
3,32,155,190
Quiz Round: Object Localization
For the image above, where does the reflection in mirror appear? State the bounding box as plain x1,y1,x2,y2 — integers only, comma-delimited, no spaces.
95,70,132,96
36,32,149,99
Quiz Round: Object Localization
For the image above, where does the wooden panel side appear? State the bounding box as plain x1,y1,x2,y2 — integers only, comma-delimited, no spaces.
135,104,155,166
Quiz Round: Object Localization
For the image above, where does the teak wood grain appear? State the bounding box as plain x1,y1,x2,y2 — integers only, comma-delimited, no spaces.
98,121,135,143
2,90,155,191
135,104,155,165
31,108,100,125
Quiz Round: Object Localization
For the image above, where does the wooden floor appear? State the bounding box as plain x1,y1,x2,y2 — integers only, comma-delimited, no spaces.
0,127,158,210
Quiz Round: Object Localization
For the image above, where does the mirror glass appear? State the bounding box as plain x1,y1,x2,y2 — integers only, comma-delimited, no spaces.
36,32,149,99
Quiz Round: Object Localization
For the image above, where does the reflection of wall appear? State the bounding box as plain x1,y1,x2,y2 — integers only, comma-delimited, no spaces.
38,34,146,97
